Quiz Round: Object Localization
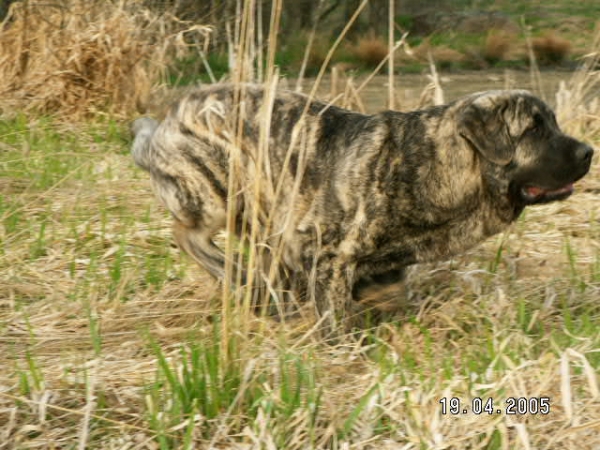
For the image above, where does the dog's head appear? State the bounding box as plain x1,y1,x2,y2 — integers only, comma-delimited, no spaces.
457,90,593,206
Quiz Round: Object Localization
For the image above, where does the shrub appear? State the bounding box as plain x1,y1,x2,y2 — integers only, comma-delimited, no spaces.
483,30,514,64
532,32,572,65
350,32,389,68
414,40,467,68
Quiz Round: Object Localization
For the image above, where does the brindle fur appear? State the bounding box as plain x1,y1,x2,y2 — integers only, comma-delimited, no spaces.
131,83,593,338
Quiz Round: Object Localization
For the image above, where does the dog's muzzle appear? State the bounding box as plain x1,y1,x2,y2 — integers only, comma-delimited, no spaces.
519,143,594,205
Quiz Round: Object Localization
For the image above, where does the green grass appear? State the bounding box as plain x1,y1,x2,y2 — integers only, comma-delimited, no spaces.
0,117,184,307
144,325,323,448
498,0,600,23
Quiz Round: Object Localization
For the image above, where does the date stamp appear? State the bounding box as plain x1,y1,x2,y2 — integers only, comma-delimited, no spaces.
439,397,551,416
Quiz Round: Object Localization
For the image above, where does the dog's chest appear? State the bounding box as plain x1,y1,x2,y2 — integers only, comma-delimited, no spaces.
349,189,514,268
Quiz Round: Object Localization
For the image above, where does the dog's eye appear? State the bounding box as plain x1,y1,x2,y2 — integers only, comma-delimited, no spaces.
526,113,544,134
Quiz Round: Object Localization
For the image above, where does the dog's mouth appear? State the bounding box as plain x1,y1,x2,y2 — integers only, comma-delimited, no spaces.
520,183,574,204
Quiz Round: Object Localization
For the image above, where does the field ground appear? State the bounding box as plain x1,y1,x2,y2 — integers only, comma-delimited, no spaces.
1,68,600,449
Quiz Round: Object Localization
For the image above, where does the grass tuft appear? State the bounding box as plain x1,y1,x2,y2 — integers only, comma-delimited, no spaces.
532,32,572,65
483,30,514,64
349,33,390,68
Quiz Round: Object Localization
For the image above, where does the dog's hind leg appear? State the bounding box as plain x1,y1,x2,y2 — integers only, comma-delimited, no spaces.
132,115,243,283
173,218,228,280
165,184,248,283
145,159,232,281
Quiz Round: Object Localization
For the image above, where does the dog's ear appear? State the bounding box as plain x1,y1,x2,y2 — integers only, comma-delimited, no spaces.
457,103,514,165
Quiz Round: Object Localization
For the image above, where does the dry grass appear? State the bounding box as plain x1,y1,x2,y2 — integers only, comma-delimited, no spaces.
554,31,600,141
483,30,515,64
0,0,209,118
350,33,389,68
1,1,600,448
532,32,573,65
413,40,467,67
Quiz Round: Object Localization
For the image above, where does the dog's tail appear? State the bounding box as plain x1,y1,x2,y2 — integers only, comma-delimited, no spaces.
130,117,159,172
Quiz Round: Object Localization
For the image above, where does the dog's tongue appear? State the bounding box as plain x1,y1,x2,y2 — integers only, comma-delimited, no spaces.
526,183,574,198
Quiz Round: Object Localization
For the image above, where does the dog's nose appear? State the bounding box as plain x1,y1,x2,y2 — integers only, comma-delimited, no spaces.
576,144,594,165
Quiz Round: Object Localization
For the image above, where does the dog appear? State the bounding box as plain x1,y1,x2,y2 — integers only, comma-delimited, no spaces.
131,83,593,338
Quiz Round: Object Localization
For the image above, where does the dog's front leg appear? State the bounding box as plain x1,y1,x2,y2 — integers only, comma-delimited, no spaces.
313,257,369,341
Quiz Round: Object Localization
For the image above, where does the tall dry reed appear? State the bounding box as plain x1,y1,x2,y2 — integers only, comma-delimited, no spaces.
0,0,209,118
555,31,600,141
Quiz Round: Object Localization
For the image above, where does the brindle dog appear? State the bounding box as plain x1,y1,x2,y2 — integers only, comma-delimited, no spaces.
131,84,593,338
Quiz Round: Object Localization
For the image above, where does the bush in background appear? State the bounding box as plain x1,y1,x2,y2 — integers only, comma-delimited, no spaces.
532,32,572,65
482,30,514,64
349,32,389,68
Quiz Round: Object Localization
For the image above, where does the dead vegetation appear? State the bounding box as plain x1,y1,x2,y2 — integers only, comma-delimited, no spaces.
532,32,573,65
0,0,209,118
483,30,515,64
350,32,389,68
411,40,468,68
